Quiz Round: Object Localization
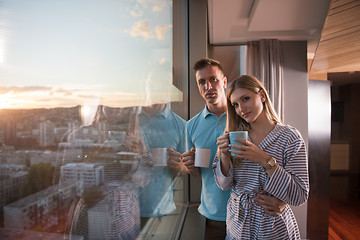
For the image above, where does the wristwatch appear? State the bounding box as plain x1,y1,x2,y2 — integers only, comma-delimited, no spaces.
265,157,277,169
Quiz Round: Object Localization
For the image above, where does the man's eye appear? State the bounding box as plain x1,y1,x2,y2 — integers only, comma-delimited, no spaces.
198,80,205,85
243,97,249,102
210,77,218,82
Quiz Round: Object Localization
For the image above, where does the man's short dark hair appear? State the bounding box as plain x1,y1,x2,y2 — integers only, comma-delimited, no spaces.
193,58,224,75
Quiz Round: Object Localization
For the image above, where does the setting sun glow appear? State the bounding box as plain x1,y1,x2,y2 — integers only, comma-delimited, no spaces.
0,94,11,109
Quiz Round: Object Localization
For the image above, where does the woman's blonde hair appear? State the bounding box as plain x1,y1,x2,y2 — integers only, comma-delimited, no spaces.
226,75,281,132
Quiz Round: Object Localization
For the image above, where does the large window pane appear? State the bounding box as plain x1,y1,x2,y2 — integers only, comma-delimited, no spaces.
0,1,187,239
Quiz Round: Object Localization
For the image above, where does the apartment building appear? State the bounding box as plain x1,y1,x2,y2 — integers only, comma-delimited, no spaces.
0,169,28,209
60,163,104,192
3,181,76,230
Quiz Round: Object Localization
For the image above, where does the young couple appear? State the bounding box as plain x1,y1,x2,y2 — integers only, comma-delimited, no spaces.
182,58,309,239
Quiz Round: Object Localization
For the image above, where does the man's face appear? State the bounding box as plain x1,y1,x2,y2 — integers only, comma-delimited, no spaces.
142,103,165,117
195,65,227,105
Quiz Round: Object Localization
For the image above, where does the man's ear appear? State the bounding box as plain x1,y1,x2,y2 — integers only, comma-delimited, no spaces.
223,77,227,88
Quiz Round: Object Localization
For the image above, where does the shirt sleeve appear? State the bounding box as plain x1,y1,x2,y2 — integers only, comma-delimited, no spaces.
264,135,309,206
212,154,233,191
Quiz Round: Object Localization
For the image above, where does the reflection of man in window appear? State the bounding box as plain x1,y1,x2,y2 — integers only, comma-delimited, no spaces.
137,103,185,227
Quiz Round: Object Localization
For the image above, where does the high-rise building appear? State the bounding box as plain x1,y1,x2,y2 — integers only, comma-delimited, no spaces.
67,121,80,142
4,118,17,146
97,120,107,142
39,120,55,147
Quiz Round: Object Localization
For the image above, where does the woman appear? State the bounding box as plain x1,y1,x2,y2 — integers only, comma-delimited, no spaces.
213,75,309,239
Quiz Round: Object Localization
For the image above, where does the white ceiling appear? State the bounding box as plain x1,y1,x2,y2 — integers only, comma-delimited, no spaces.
208,0,331,56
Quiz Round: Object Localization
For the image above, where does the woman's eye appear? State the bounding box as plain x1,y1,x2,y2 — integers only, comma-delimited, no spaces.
243,97,249,102
233,103,239,108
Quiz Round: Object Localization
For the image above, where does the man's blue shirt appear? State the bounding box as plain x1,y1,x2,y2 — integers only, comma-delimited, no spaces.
138,106,185,217
186,106,230,221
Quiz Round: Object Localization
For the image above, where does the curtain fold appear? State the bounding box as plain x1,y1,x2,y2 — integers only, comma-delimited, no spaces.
246,39,284,121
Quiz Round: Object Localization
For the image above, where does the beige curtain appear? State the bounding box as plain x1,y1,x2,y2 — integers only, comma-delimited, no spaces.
246,39,284,121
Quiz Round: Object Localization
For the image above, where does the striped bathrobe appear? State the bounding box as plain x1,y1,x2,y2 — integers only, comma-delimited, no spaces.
213,124,309,240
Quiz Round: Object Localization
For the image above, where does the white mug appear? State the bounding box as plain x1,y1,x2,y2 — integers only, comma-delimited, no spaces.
194,148,211,168
151,148,168,166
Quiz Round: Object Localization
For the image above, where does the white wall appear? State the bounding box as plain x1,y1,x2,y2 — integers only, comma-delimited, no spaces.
209,45,241,82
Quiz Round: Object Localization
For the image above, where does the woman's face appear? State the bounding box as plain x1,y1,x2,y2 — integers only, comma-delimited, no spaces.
229,87,265,124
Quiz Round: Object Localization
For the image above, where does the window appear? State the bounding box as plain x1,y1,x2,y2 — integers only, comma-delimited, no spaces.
0,0,188,239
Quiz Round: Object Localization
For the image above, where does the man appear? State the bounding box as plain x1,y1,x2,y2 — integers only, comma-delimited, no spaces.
136,103,185,227
182,58,285,239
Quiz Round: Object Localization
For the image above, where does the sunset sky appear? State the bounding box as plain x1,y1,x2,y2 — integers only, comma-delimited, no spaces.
0,0,182,109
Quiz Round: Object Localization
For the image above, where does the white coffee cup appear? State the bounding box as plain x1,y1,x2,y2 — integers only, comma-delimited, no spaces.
151,148,168,166
194,148,211,168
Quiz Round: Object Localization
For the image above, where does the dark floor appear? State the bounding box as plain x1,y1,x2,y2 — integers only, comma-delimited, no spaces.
328,173,360,240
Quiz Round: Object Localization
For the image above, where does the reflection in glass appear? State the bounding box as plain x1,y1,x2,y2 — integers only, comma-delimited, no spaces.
0,0,187,239
137,104,186,229
59,106,146,239
54,104,186,239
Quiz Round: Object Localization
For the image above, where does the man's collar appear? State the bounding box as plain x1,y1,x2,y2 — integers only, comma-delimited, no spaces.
202,105,215,118
201,105,226,119
159,105,170,118
140,105,169,119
